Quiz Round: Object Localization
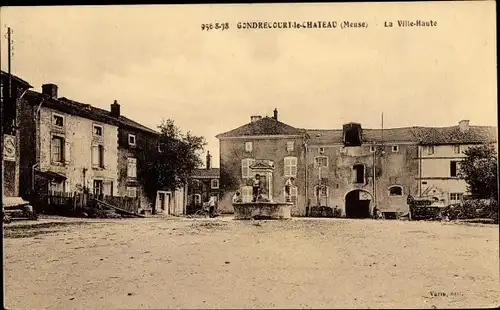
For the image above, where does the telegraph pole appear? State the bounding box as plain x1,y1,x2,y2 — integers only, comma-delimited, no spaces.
1,26,13,214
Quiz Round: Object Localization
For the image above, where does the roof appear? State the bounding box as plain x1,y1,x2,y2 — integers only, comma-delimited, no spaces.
305,127,420,144
1,70,33,88
304,125,497,145
410,126,497,145
24,90,158,135
191,168,220,179
216,117,301,138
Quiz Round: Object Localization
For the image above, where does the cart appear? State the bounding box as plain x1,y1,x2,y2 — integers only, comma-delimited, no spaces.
3,196,38,223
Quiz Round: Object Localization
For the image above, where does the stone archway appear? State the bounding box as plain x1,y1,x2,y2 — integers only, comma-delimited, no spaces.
345,189,372,218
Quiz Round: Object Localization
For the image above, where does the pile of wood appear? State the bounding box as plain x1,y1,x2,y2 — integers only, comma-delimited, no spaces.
81,199,144,219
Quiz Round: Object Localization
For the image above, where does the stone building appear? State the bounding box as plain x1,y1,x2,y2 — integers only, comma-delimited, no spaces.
217,110,497,218
412,120,497,205
1,70,33,198
19,82,161,211
186,151,220,213
216,109,307,215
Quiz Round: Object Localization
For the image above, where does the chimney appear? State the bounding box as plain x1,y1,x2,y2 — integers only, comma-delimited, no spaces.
206,151,212,170
250,115,262,123
110,100,120,117
42,84,58,99
273,108,278,121
459,120,470,133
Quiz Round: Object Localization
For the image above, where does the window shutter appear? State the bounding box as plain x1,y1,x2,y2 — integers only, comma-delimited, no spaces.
51,138,55,162
64,141,71,163
92,145,99,167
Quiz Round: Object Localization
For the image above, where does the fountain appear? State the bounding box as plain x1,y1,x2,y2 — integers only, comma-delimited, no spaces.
232,160,293,220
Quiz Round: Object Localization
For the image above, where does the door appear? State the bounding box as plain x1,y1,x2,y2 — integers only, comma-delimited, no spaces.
159,193,166,212
345,190,371,218
93,180,103,197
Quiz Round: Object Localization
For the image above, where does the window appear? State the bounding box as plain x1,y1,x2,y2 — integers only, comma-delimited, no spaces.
392,145,399,153
126,186,137,198
450,192,463,202
53,114,64,127
241,186,253,203
157,142,163,153
453,144,461,154
314,185,328,197
450,161,459,177
193,194,202,205
92,145,105,168
93,124,103,136
286,141,294,152
127,158,137,178
211,179,219,189
314,156,328,168
93,180,103,196
370,146,376,153
241,158,255,178
319,147,325,154
245,141,253,152
128,134,136,146
51,136,64,163
284,156,298,177
389,185,403,196
284,186,298,204
427,145,435,155
353,164,365,184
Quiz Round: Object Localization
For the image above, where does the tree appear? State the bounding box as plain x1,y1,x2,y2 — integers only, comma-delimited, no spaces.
137,119,206,205
459,143,498,200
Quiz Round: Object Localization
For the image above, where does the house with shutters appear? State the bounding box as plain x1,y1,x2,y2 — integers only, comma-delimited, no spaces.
21,85,121,197
216,109,307,215
217,109,497,218
411,120,497,205
20,83,162,212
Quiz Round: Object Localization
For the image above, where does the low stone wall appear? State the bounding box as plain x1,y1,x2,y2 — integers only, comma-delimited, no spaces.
233,202,293,220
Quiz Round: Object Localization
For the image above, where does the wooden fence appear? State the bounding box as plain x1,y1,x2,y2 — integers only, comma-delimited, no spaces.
35,191,140,215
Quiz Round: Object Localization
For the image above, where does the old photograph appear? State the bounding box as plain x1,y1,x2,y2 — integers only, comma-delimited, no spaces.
1,1,498,309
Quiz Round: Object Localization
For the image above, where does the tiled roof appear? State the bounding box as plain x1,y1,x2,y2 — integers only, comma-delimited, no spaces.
216,117,301,138
1,70,33,88
304,127,420,144
410,126,497,145
191,168,220,179
303,125,497,145
24,90,158,135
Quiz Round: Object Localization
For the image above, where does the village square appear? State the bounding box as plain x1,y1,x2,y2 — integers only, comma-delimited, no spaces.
2,3,498,310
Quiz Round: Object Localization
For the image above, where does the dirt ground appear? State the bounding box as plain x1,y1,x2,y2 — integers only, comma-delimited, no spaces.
3,216,499,309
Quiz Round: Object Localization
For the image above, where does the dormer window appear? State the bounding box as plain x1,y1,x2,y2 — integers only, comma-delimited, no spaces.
343,123,362,146
245,141,253,152
128,134,136,147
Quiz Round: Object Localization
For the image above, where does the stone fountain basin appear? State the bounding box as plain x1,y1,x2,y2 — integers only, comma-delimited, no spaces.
232,202,293,220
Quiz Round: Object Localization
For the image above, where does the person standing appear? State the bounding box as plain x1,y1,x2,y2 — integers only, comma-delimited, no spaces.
208,196,217,218
285,177,295,202
252,174,261,202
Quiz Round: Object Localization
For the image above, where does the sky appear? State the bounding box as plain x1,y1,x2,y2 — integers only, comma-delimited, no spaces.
1,2,497,168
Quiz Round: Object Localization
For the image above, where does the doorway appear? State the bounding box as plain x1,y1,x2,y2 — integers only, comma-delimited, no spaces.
345,190,372,218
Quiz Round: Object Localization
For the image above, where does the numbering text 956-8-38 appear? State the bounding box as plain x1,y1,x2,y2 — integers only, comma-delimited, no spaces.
201,23,230,31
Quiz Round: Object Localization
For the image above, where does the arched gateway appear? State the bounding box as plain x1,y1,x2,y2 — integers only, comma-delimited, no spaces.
345,190,373,218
